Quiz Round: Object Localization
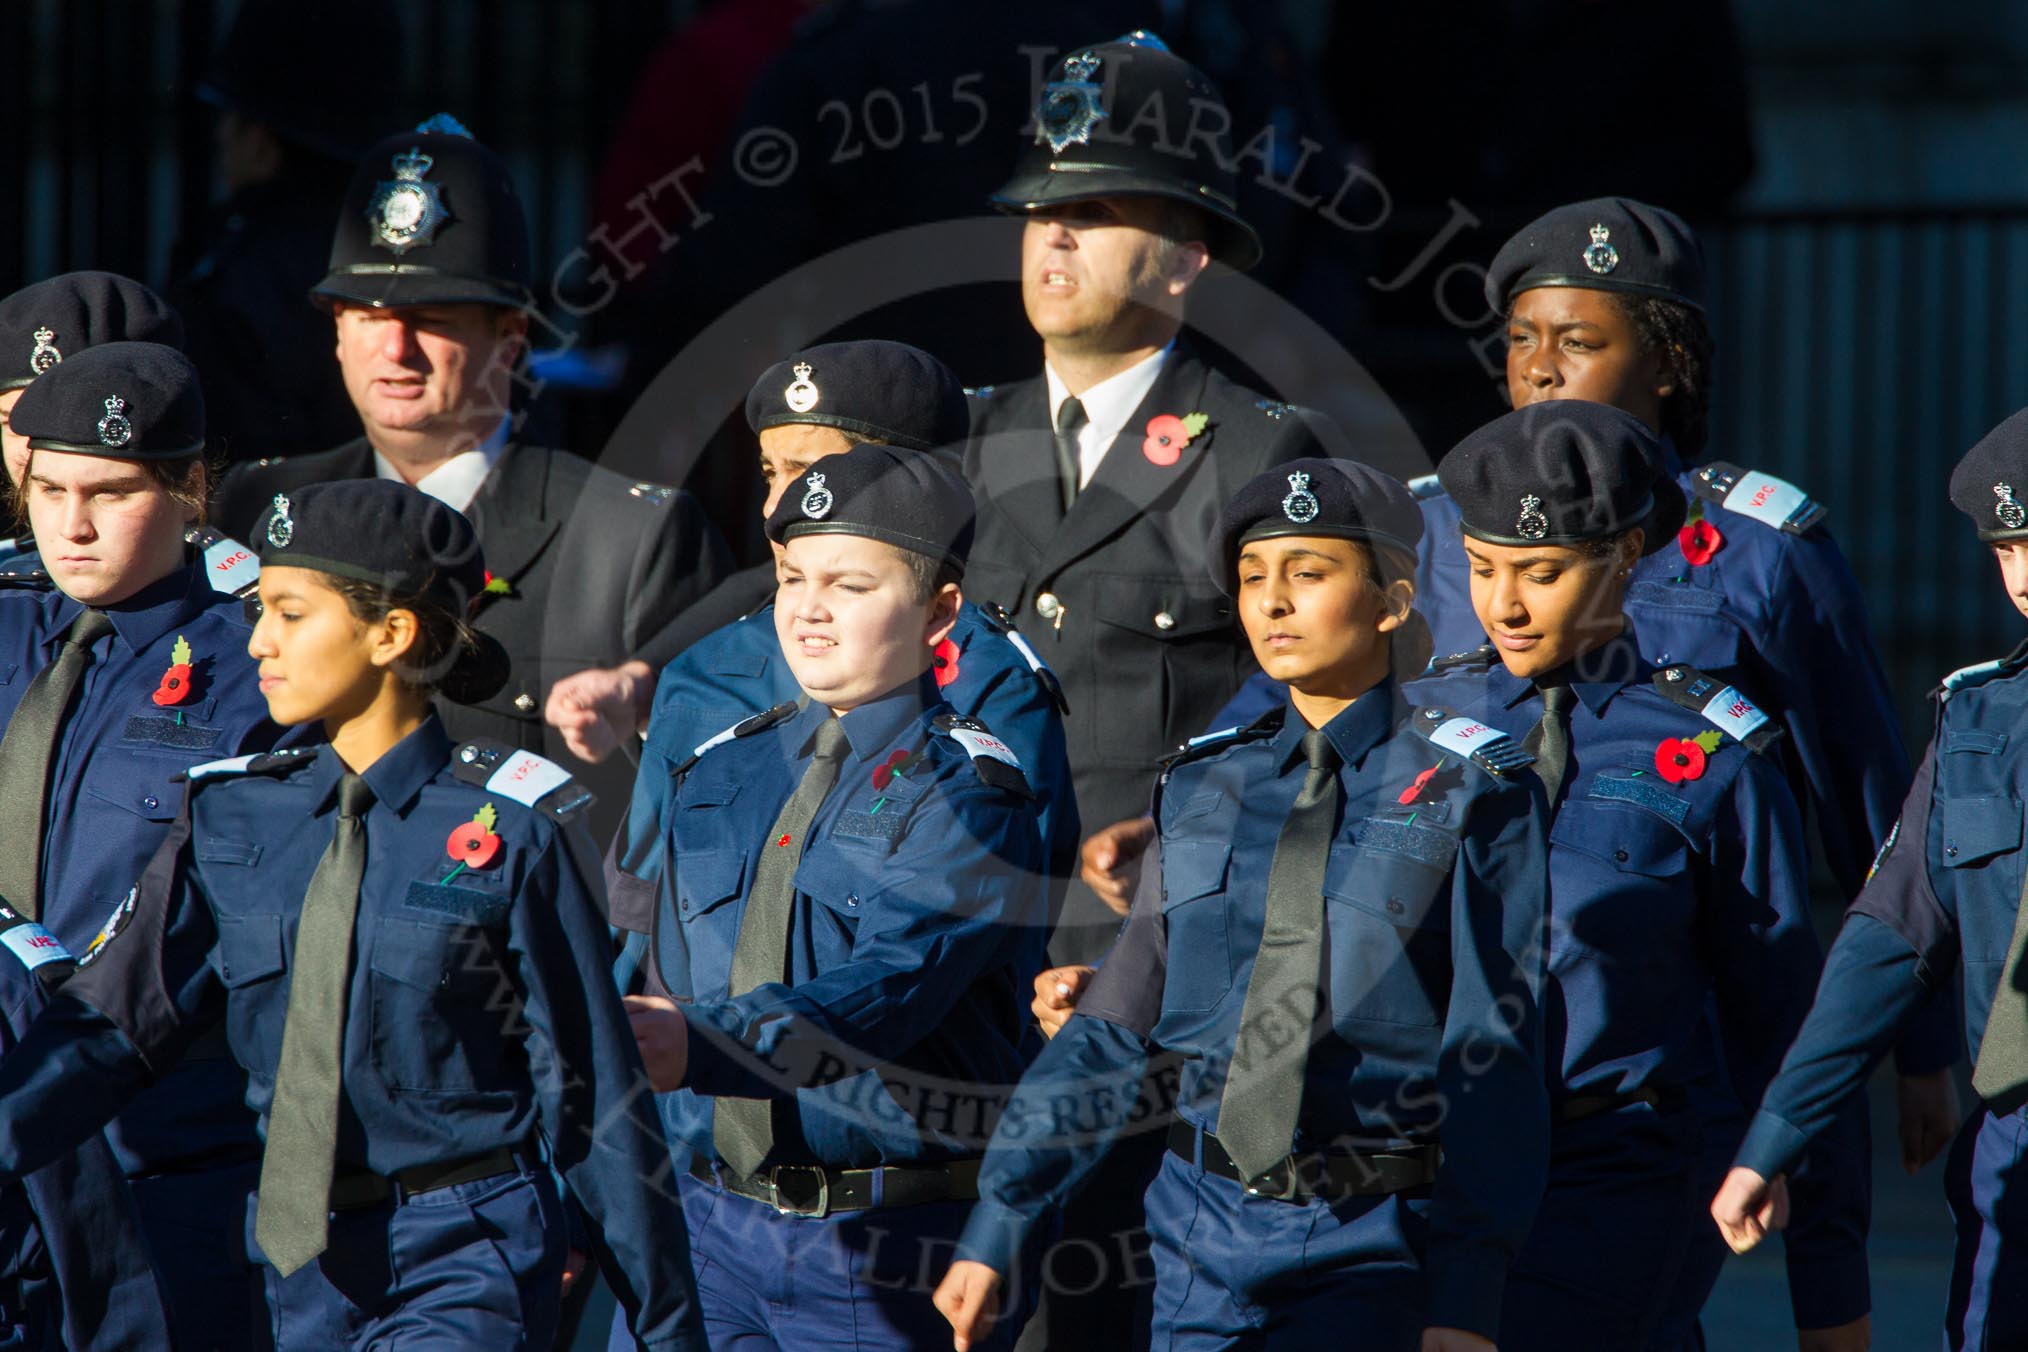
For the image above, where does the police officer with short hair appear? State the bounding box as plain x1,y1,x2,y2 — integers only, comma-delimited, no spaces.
0,340,282,1351
621,443,1050,1350
938,459,1550,1352
1714,407,2028,1348
212,116,731,842
0,479,703,1350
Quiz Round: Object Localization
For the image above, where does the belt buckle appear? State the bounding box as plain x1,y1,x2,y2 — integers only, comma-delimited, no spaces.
1241,1157,1301,1202
769,1164,830,1218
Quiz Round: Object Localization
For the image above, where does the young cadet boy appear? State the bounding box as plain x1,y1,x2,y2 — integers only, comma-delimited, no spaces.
623,443,1051,1350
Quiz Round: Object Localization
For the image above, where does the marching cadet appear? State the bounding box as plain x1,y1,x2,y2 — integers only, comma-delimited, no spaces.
1713,407,2028,1348
935,459,1550,1351
1416,401,1868,1349
0,911,170,1349
0,272,187,565
620,444,1050,1349
0,479,703,1349
565,340,1074,995
211,115,730,842
0,340,278,1350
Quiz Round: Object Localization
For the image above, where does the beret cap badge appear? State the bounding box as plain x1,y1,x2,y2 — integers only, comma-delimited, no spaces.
783,362,820,414
28,327,59,376
367,146,448,255
266,493,295,548
800,472,834,520
1281,471,1320,523
1036,49,1107,153
1583,223,1620,276
1517,494,1550,541
1996,483,2026,531
96,395,132,448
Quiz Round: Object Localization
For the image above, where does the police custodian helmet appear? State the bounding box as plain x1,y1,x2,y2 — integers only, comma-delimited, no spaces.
990,31,1262,272
311,116,532,312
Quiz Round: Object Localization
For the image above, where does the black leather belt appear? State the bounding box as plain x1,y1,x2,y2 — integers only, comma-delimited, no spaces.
689,1156,981,1219
1168,1122,1438,1203
1555,1086,1667,1124
328,1146,525,1211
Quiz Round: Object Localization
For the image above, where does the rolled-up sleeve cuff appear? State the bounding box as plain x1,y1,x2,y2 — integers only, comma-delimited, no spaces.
1736,1111,1813,1183
1423,1240,1509,1341
1786,1249,1873,1330
953,1197,1037,1278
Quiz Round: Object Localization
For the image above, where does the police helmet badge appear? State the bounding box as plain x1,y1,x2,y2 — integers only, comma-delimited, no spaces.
28,326,59,376
97,395,132,447
367,146,450,255
800,472,834,519
267,493,296,548
1282,471,1320,523
784,362,820,414
1517,494,1549,540
1583,224,1620,276
1036,50,1107,154
1996,483,2026,530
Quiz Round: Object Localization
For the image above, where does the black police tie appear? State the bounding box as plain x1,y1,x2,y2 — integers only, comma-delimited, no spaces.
0,608,115,920
1973,867,2028,1106
1217,729,1341,1183
1053,396,1087,514
255,773,373,1278
715,718,851,1178
1526,682,1576,811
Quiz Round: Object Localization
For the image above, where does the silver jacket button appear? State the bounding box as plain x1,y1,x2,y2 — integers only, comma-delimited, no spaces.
514,691,537,713
1034,592,1062,620
1153,611,1176,631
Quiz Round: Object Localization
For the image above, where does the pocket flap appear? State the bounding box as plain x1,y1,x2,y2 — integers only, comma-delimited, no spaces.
1942,796,2022,868
87,778,182,824
677,847,747,915
1552,802,1692,877
213,913,285,987
1323,848,1449,930
1160,840,1230,908
1094,582,1230,640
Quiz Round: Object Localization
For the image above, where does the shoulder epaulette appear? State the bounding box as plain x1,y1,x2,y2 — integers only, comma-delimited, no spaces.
1651,665,1782,754
1253,397,1296,421
178,745,317,783
1158,706,1284,769
627,481,676,505
0,557,50,590
1405,473,1445,501
673,701,799,778
186,526,261,598
1409,706,1534,778
1937,638,2028,701
1427,643,1497,674
451,740,596,821
963,385,997,400
0,904,73,985
932,713,1032,798
1688,462,1827,535
978,604,1069,715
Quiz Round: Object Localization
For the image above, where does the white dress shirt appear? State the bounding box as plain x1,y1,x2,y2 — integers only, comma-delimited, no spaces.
1043,343,1173,489
372,419,511,515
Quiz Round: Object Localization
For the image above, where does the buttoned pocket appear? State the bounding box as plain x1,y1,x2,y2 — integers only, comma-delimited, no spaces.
672,848,748,996
1941,796,2024,965
1323,847,1452,1028
367,917,514,1093
1941,796,2022,869
1551,801,1693,878
1158,839,1232,1013
85,778,180,824
211,913,287,1079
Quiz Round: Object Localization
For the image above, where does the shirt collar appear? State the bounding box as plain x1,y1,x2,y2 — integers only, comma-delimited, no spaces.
52,559,208,657
1044,342,1173,447
309,713,453,817
786,670,941,764
373,418,511,515
1271,678,1403,775
1487,625,1649,716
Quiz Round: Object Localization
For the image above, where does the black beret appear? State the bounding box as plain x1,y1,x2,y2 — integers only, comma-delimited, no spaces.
1950,408,2028,543
10,342,205,461
313,118,532,312
1210,458,1422,599
252,479,509,703
991,31,1261,271
0,272,184,393
745,341,969,451
1439,401,1686,555
1484,197,1705,315
763,443,975,573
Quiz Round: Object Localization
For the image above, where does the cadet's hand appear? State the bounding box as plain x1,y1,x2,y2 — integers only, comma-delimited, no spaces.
623,994,689,1091
1895,1069,1961,1173
933,1260,1003,1350
1421,1329,1495,1351
1797,1315,1871,1351
1032,965,1096,1039
1080,815,1156,916
545,660,655,763
1711,1166,1789,1253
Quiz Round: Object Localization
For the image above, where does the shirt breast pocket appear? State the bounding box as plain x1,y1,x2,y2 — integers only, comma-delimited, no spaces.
671,847,748,997
1549,801,1696,962
1322,841,1453,1029
367,916,515,1093
1158,838,1232,1013
1941,795,2023,963
210,912,288,1080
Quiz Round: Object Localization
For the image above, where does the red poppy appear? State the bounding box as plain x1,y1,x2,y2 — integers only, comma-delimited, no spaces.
152,664,194,707
1398,765,1440,806
1678,517,1724,566
776,832,793,848
445,820,501,869
1142,414,1188,466
1654,737,1708,784
871,748,910,790
932,637,962,688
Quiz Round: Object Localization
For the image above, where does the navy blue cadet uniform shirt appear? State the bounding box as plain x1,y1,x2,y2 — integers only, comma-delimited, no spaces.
957,682,1550,1338
0,717,703,1350
654,675,1050,1169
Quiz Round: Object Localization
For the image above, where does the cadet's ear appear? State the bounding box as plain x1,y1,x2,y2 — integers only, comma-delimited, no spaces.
924,583,962,650
367,606,424,669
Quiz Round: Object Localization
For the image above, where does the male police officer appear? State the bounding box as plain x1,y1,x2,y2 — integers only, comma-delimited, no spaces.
961,32,1331,969
212,118,730,839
